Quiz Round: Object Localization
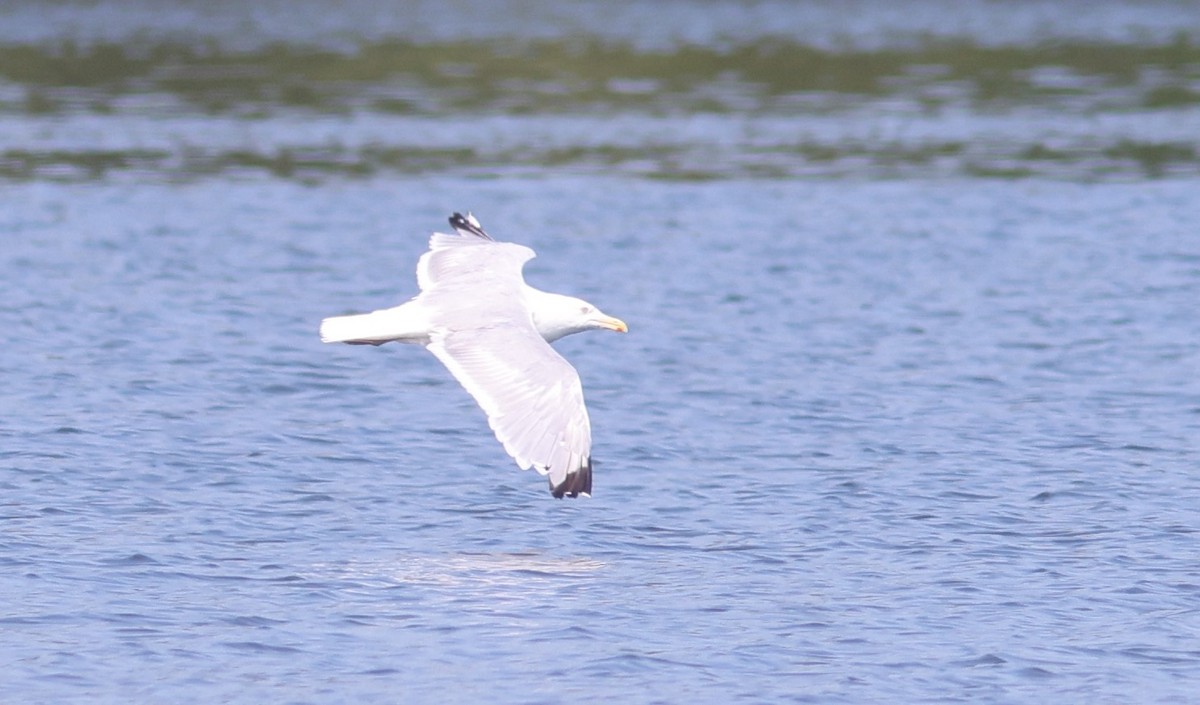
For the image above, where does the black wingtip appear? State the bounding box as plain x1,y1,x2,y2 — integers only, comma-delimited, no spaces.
550,457,593,499
448,212,492,240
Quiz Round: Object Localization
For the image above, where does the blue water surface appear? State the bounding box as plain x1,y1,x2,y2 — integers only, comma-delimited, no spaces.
2,176,1198,703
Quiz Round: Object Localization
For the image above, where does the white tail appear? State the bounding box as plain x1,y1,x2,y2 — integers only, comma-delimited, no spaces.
319,304,430,345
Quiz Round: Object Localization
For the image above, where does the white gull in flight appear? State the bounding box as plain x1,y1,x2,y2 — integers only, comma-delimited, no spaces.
319,212,627,498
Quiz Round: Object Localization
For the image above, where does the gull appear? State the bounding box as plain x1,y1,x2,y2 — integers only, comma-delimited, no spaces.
319,212,627,498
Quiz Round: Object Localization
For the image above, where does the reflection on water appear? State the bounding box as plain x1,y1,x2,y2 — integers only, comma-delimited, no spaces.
0,1,1197,181
328,553,606,592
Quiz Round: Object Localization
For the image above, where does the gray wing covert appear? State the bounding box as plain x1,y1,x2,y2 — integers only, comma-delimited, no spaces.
416,233,535,294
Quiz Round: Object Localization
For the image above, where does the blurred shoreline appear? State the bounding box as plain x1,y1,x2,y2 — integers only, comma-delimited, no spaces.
2,2,1198,181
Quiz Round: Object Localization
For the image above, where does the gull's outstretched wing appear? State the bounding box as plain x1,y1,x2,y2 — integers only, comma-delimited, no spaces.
412,214,592,497
416,214,535,294
427,325,593,498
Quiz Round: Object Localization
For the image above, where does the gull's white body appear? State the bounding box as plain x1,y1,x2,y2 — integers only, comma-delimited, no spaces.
320,213,626,498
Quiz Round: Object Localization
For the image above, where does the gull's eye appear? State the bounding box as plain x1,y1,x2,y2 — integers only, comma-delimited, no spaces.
579,306,591,314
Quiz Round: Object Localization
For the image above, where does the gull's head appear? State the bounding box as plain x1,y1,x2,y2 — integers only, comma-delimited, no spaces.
529,291,627,343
